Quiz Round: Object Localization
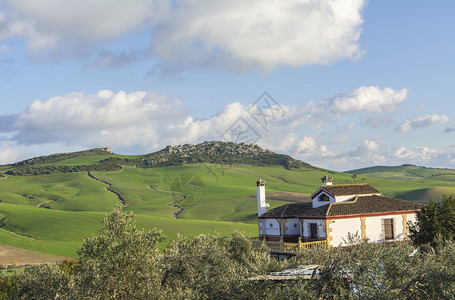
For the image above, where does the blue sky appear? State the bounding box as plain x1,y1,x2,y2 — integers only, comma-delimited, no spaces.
0,0,454,171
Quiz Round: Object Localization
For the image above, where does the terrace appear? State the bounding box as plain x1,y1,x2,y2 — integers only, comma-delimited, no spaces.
251,237,327,254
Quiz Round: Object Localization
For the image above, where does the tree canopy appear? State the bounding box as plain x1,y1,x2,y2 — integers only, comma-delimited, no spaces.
409,194,455,246
2,206,455,299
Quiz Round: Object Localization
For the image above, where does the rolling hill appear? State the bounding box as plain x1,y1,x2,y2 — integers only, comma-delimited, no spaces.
347,164,455,201
0,142,454,259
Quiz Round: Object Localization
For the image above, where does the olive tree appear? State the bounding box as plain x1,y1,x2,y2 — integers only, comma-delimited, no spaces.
73,206,166,299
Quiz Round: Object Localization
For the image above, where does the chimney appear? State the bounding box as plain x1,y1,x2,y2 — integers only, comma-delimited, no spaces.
256,179,267,217
321,175,333,186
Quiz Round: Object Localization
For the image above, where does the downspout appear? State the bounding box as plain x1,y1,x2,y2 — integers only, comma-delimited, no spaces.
276,218,282,238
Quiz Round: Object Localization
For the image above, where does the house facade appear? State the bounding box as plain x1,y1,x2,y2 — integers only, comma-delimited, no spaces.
256,176,422,247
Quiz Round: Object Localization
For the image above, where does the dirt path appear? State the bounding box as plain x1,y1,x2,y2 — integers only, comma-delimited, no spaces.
0,245,70,268
37,200,52,208
149,185,184,219
168,193,186,219
86,171,126,206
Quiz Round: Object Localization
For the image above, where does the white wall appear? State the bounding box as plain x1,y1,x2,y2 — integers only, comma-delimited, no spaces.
407,213,417,228
334,195,356,202
365,215,399,242
260,219,280,236
330,218,362,246
364,213,418,242
312,192,335,208
284,218,300,235
330,213,417,246
302,219,326,239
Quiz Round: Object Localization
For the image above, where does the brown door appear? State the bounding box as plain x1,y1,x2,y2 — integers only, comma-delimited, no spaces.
310,223,318,240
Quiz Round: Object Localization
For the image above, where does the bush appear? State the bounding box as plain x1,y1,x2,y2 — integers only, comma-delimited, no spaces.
2,207,455,299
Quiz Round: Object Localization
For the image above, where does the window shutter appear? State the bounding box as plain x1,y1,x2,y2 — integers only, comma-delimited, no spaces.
393,217,396,240
383,218,394,240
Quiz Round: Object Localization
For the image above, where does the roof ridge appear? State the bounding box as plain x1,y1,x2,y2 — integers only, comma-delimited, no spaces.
280,204,290,218
326,202,333,216
328,183,369,187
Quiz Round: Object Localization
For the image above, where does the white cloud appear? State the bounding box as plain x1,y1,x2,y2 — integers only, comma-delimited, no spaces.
13,90,188,148
2,0,365,70
4,0,162,40
151,0,365,71
308,86,408,119
10,90,265,151
1,85,407,158
348,139,385,165
3,86,453,170
0,141,21,164
394,146,438,161
395,114,450,133
393,145,455,167
1,0,164,59
283,86,408,127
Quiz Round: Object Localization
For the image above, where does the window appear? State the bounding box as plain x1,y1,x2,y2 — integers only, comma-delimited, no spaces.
319,194,330,202
383,218,394,240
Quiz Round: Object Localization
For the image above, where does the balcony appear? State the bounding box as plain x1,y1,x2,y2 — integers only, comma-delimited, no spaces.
251,237,327,253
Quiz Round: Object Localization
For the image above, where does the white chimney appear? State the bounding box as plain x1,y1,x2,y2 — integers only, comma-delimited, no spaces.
257,179,267,217
321,175,333,186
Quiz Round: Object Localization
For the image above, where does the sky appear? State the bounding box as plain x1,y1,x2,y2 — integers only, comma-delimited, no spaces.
0,0,454,171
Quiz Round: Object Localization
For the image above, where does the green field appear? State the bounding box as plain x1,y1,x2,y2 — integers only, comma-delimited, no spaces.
347,164,455,201
1,149,455,258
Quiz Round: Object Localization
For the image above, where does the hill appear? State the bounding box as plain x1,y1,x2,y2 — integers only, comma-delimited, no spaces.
346,164,455,201
0,141,315,176
1,142,455,260
0,142,326,258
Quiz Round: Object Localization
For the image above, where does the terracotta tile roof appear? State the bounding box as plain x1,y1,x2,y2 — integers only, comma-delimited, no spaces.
327,195,423,217
260,195,422,219
261,202,329,218
314,184,380,197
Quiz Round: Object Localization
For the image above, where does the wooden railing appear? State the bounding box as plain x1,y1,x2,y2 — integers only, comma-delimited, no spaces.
251,237,327,253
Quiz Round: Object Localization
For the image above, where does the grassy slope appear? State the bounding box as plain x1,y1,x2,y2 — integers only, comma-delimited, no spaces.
2,152,455,258
347,165,455,202
46,154,144,166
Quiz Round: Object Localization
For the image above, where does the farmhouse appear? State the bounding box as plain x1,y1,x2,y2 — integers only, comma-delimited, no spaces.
255,176,422,248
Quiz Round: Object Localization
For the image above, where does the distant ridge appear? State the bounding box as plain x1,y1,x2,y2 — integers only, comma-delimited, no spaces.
0,141,315,176
2,147,113,168
347,164,455,183
347,164,455,175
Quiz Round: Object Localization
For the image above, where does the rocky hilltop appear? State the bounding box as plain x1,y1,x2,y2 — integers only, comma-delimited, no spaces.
1,141,314,176
134,141,313,169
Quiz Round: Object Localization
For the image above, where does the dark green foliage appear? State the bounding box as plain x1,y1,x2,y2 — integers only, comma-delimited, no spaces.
4,162,123,176
161,231,270,299
409,194,455,245
0,274,18,298
3,208,455,299
73,206,166,299
1,148,113,169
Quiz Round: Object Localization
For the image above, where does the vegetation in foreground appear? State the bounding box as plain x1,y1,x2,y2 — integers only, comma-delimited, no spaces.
1,206,455,299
